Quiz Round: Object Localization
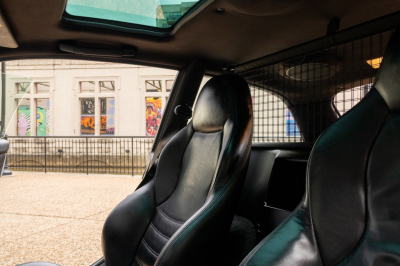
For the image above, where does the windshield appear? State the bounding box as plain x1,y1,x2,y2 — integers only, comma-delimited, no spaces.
0,72,32,138
65,0,200,29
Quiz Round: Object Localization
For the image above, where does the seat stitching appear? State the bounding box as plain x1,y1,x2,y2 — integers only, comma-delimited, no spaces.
142,239,159,257
156,207,184,224
205,114,233,199
150,222,170,240
135,256,143,266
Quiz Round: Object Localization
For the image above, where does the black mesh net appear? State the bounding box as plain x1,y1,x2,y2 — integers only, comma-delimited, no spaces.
239,30,393,143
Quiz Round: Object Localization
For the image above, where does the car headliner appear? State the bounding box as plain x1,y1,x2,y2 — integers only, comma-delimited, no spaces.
0,0,399,74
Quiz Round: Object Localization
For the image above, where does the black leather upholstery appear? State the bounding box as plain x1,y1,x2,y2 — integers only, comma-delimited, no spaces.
241,29,400,266
102,74,253,266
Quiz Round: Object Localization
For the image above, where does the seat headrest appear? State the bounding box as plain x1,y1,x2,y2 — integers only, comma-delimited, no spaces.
374,28,400,112
193,74,251,133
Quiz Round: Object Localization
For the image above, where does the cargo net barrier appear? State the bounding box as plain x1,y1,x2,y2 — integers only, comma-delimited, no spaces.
238,30,392,142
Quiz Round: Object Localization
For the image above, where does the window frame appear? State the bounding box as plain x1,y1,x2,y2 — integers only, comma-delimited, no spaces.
14,78,54,136
75,77,119,136
141,75,176,136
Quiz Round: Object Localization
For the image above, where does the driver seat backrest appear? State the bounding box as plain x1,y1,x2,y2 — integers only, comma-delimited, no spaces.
241,28,400,266
102,74,253,266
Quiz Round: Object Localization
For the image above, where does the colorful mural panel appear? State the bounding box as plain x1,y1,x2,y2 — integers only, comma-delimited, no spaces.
18,99,51,136
81,116,95,135
36,99,50,136
146,97,162,136
100,98,115,135
17,99,31,136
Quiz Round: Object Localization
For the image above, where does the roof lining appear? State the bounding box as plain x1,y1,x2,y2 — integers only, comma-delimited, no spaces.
0,0,399,74
0,8,17,48
234,11,400,74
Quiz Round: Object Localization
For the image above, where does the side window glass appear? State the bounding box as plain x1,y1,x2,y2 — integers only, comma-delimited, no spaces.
250,87,301,142
4,59,180,266
333,84,371,115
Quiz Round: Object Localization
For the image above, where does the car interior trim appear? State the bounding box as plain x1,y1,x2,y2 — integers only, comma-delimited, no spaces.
234,11,400,74
0,8,17,48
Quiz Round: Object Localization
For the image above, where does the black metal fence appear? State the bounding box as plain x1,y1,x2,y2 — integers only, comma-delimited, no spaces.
7,136,155,175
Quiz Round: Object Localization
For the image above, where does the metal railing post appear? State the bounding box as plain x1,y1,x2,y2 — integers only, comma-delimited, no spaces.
131,137,134,177
44,137,47,173
86,137,88,175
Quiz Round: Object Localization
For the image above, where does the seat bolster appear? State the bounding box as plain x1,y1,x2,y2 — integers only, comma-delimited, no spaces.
154,126,252,266
102,180,156,266
240,202,322,266
374,29,400,112
154,165,248,266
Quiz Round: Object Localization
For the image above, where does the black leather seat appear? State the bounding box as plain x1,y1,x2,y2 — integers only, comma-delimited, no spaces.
102,74,253,266
240,29,400,266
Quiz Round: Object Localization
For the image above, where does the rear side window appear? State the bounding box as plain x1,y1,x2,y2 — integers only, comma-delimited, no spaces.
240,30,392,142
333,84,372,116
251,87,300,142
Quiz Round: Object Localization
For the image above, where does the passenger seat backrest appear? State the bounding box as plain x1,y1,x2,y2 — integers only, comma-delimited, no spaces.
241,29,400,266
102,74,253,266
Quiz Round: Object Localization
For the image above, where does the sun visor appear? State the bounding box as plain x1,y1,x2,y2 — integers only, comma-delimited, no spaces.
0,9,18,48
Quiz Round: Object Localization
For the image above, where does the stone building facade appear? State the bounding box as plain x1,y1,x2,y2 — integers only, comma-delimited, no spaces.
5,59,180,137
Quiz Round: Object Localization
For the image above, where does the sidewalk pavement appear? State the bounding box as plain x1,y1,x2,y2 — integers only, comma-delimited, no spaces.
0,171,142,266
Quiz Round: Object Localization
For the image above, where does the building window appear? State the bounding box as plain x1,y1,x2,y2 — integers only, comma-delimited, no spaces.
145,97,162,136
143,75,176,135
166,80,174,92
146,80,162,92
78,80,116,136
80,98,95,135
36,99,50,136
17,99,31,136
16,82,30,94
100,98,115,135
80,81,95,93
36,82,50,94
100,81,115,93
16,81,51,136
